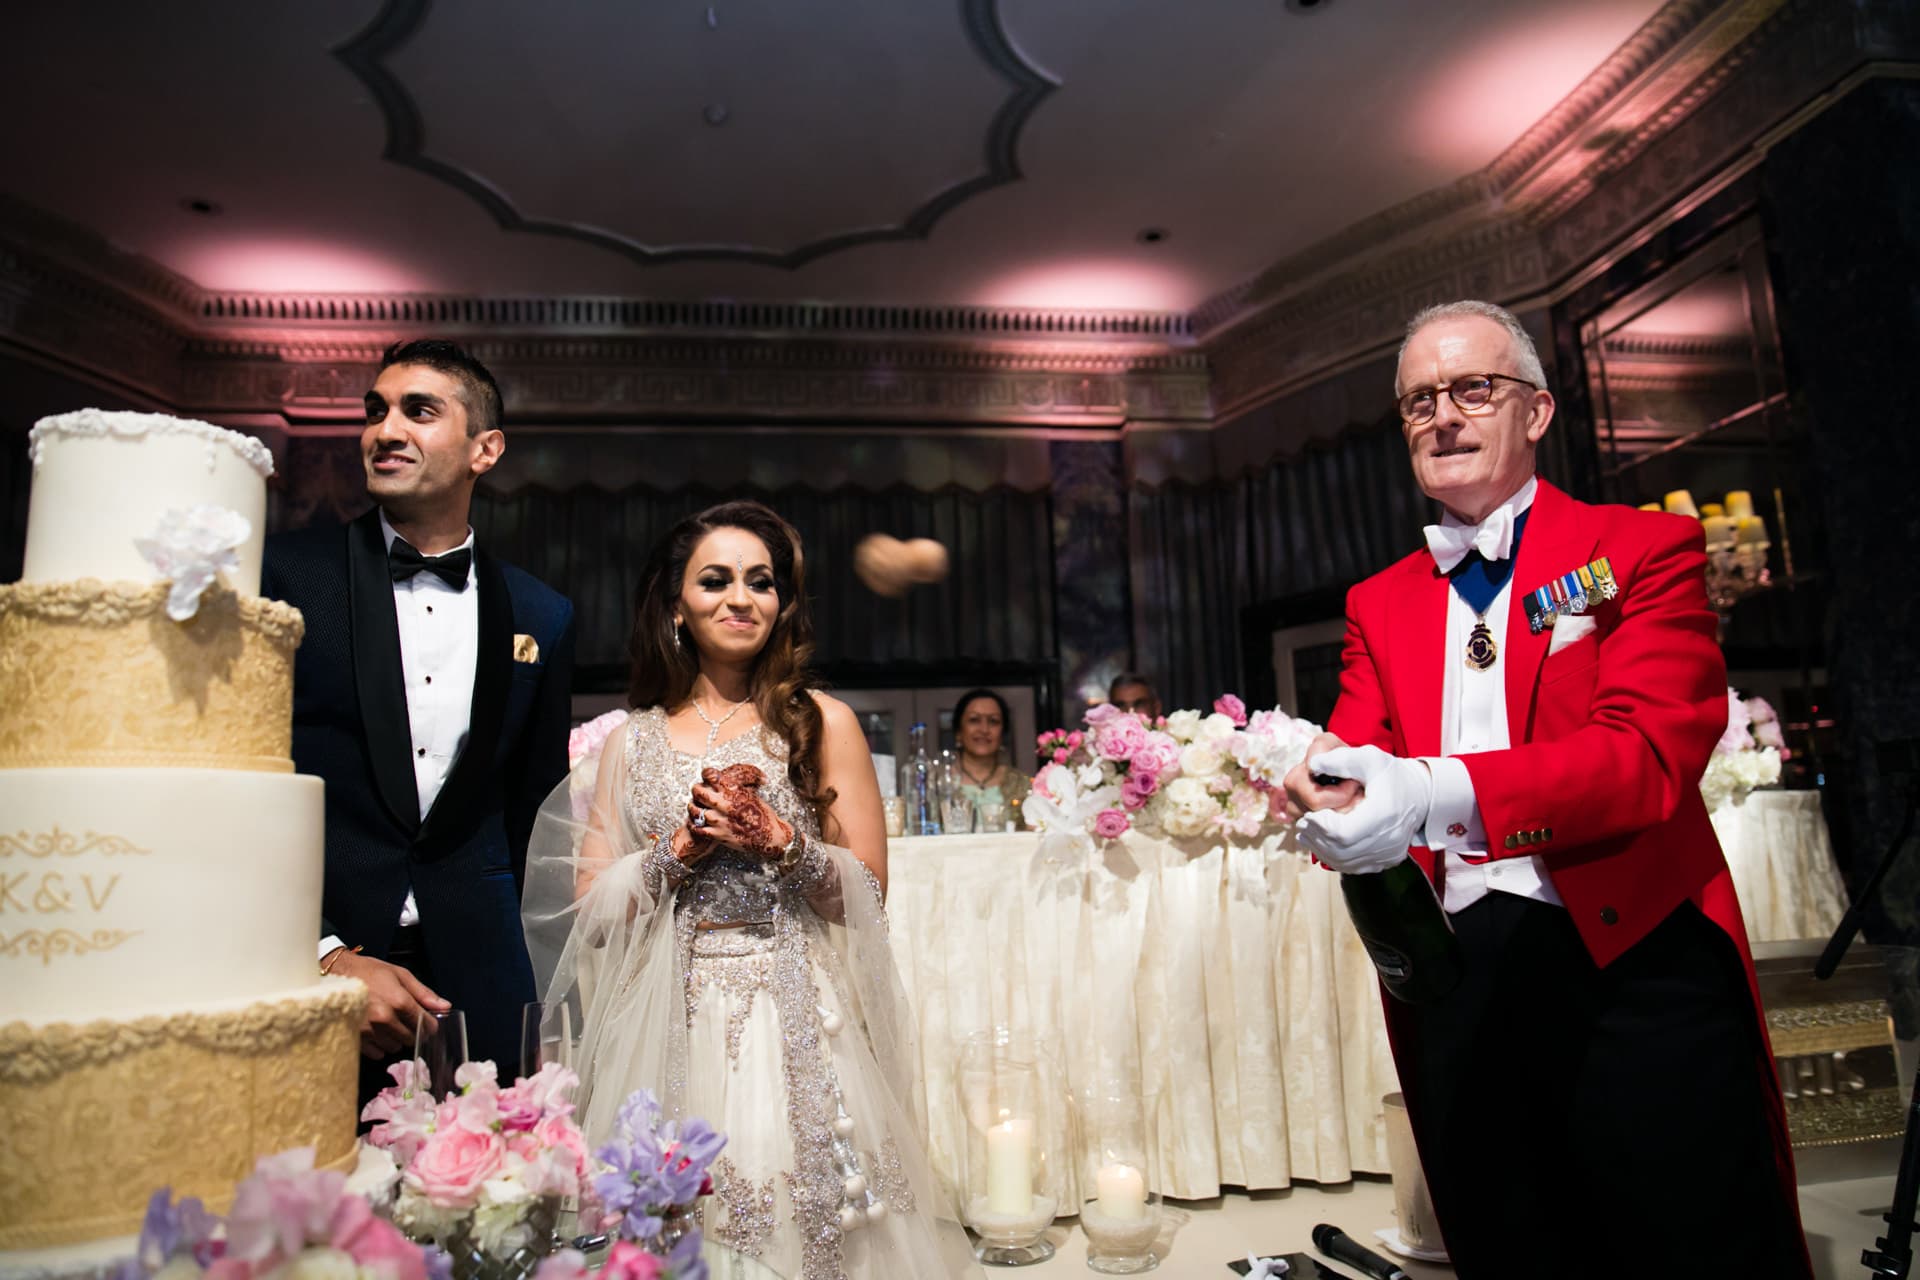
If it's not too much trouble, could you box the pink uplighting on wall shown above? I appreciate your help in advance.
[975,258,1195,313]
[1622,274,1748,338]
[1399,3,1663,173]
[160,237,430,293]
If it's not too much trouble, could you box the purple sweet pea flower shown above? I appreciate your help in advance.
[594,1091,727,1242]
[113,1188,220,1280]
[663,1230,710,1280]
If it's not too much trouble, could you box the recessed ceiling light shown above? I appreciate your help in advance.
[1136,227,1169,245]
[180,198,222,216]
[1285,0,1331,11]
[704,104,730,126]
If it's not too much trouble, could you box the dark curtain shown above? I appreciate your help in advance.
[1133,354,1601,712]
[472,483,1057,679]
[1130,419,1429,709]
[1,427,28,581]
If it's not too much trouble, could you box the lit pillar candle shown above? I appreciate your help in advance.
[1735,515,1769,546]
[985,1116,1034,1215]
[1663,489,1699,517]
[1095,1162,1147,1221]
[1724,490,1756,520]
[1637,502,1662,512]
[1701,515,1737,549]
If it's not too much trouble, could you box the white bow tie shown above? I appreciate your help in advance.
[1425,504,1517,573]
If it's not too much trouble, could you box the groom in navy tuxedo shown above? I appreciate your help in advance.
[264,339,574,1094]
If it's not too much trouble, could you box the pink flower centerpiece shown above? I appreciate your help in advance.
[1702,687,1785,810]
[110,1149,435,1280]
[363,1061,592,1271]
[1024,694,1320,848]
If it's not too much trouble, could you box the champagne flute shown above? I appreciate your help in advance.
[414,1008,469,1098]
[519,1000,574,1081]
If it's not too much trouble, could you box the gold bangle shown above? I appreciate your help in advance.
[320,944,363,976]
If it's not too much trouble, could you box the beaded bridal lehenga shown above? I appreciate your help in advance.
[523,710,979,1280]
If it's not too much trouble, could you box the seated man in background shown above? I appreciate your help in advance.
[1107,672,1162,722]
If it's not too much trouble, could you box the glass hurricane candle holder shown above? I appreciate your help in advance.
[957,1027,1062,1265]
[1076,1085,1163,1273]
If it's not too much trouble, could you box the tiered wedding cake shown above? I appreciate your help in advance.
[0,412,364,1267]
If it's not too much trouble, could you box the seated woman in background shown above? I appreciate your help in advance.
[950,688,1030,830]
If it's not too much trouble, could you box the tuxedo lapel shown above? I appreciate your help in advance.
[347,509,420,835]
[1392,556,1451,759]
[1504,480,1600,742]
[421,548,511,842]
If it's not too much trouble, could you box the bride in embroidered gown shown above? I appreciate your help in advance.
[523,502,979,1280]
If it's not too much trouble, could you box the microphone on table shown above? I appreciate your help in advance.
[1310,1224,1408,1280]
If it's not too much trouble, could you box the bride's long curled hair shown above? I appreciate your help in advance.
[627,501,837,826]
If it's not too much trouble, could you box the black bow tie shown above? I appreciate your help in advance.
[388,538,472,591]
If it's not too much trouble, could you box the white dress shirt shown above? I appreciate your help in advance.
[319,513,479,961]
[1419,477,1564,914]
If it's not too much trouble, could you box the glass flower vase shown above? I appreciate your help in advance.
[443,1196,563,1280]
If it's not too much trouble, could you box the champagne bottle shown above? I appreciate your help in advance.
[1340,858,1462,1004]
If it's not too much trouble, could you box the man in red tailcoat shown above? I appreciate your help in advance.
[1282,301,1810,1278]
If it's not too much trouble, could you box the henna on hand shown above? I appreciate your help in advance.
[697,764,792,858]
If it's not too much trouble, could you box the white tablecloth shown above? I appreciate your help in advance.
[884,831,1398,1200]
[1711,789,1850,943]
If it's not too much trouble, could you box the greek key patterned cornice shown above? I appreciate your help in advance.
[173,343,1211,426]
[0,200,1206,426]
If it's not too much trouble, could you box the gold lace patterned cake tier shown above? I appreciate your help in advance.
[0,580,304,771]
[0,979,365,1249]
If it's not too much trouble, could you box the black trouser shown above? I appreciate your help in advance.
[1401,893,1810,1280]
[355,924,436,1116]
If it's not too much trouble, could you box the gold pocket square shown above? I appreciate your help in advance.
[512,634,540,663]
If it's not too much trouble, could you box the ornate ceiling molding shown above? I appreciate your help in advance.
[191,289,1191,344]
[0,206,1205,429]
[4,0,1911,438]
[332,0,1059,270]
[1203,0,1918,422]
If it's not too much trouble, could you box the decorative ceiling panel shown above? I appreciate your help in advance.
[335,0,1057,268]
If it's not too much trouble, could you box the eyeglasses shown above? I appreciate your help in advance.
[1396,373,1538,425]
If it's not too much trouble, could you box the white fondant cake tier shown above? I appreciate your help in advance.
[22,411,273,595]
[0,769,324,1024]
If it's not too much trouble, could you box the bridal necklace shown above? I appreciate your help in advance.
[691,693,747,751]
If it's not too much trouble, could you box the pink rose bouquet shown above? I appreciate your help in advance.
[364,1061,593,1261]
[1023,693,1321,848]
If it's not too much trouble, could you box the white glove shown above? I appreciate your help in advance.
[1292,745,1432,874]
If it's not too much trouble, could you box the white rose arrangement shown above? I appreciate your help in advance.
[1023,694,1321,849]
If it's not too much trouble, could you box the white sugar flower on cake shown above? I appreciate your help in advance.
[134,504,253,620]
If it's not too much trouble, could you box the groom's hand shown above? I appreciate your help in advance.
[328,950,450,1058]
[1281,732,1362,821]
